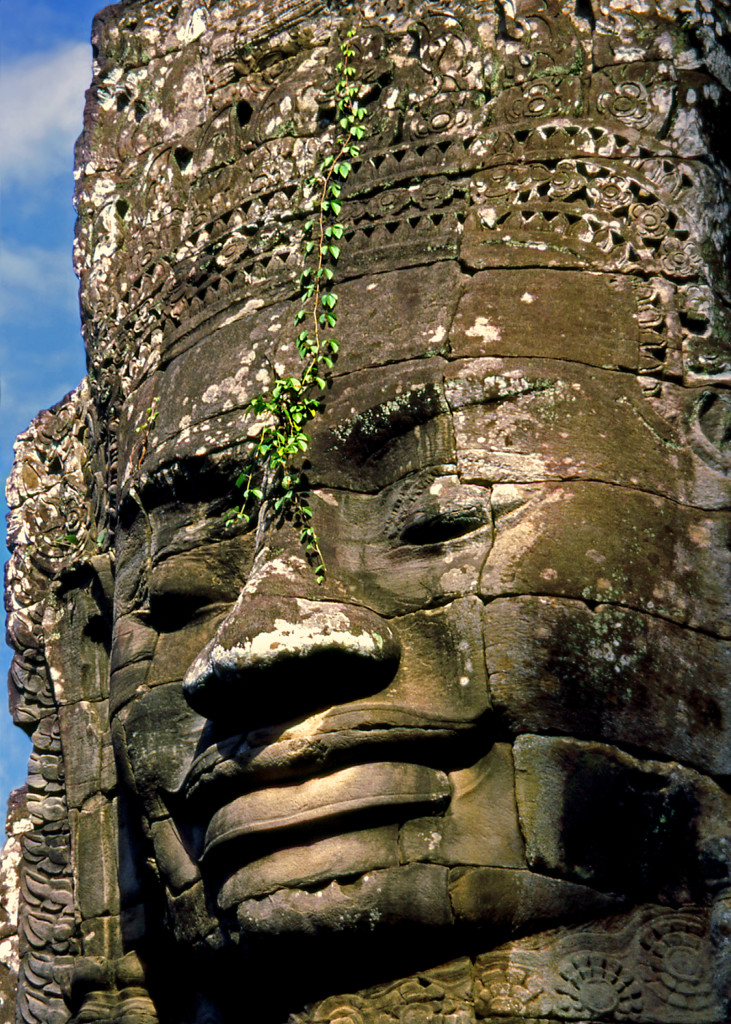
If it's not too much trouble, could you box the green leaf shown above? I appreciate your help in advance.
[329,244,341,260]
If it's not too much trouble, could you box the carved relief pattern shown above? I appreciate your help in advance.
[471,907,722,1022]
[15,716,76,1024]
[5,385,102,1024]
[292,908,723,1023]
[5,385,96,726]
[73,0,731,433]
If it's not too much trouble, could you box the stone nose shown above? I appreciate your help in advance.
[182,594,401,726]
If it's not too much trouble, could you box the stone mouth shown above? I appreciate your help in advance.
[183,708,482,812]
[202,761,451,861]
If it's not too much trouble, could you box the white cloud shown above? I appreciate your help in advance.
[0,240,86,441]
[0,240,78,321]
[0,42,91,186]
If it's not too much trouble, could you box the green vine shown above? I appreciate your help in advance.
[225,27,366,584]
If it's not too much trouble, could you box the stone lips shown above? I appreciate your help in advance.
[204,762,450,856]
[183,717,474,808]
[204,761,450,905]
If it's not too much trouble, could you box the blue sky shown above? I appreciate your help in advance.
[1,1,103,805]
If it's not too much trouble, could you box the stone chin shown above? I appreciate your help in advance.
[230,863,454,941]
[199,753,622,951]
[217,854,622,962]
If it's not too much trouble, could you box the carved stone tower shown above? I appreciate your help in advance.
[5,1,731,1022]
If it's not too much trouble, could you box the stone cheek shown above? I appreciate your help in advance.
[484,596,731,775]
[513,735,731,902]
[480,481,730,636]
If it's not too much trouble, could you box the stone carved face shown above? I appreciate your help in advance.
[109,262,731,997]
[7,2,731,1021]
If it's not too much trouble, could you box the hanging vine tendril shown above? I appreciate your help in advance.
[225,27,367,584]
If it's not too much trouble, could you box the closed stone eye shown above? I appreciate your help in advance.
[149,590,230,633]
[400,506,490,545]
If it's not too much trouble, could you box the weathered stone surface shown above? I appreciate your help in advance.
[0,790,30,1024]
[484,596,731,775]
[449,866,620,933]
[400,745,525,869]
[334,263,461,372]
[78,916,123,960]
[480,481,730,636]
[57,701,115,808]
[513,735,731,901]
[449,270,639,370]
[70,798,119,920]
[446,357,728,508]
[149,817,200,896]
[115,682,205,820]
[5,0,731,1021]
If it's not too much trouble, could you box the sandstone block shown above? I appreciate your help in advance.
[513,735,731,900]
[484,596,731,774]
[400,744,525,869]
